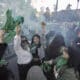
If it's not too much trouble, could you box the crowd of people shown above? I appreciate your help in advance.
[0,21,80,80]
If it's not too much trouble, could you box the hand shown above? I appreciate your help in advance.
[55,72,58,79]
[54,66,58,79]
[44,60,53,65]
[77,42,80,45]
[15,26,21,35]
[33,58,39,61]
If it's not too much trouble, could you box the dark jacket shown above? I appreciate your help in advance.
[0,43,8,60]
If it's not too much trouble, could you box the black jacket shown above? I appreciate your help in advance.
[0,43,8,60]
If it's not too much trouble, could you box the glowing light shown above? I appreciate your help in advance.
[31,0,80,12]
[36,11,40,18]
[25,0,27,3]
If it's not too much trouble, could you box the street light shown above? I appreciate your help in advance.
[77,0,80,9]
[55,0,58,12]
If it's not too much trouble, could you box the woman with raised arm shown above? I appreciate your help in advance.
[14,25,32,80]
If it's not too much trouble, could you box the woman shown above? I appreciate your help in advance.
[31,34,45,65]
[14,25,32,80]
[21,35,30,51]
[43,34,65,80]
[44,46,78,80]
[53,46,69,79]
[54,47,78,80]
[45,34,65,60]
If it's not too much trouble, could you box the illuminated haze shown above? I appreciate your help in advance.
[31,0,80,12]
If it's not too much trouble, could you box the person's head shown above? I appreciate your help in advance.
[41,22,46,29]
[31,34,41,46]
[60,46,69,59]
[21,36,29,50]
[21,35,29,45]
[76,28,80,38]
[46,7,50,12]
[77,32,80,38]
[15,25,21,35]
[0,29,5,39]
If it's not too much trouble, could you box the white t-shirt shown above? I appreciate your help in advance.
[14,35,32,65]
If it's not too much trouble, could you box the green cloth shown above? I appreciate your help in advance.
[30,44,37,54]
[41,62,52,72]
[2,9,24,43]
[0,60,8,65]
[41,56,68,73]
[4,31,16,43]
[55,56,68,71]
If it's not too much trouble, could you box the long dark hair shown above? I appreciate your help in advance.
[45,34,65,60]
[21,35,30,49]
[31,34,41,48]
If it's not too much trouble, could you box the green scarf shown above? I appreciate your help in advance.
[0,60,8,66]
[41,62,52,72]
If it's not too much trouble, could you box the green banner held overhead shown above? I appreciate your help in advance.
[2,9,24,43]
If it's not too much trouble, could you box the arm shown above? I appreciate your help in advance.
[54,66,59,79]
[14,35,21,50]
[44,59,53,65]
[38,46,45,60]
